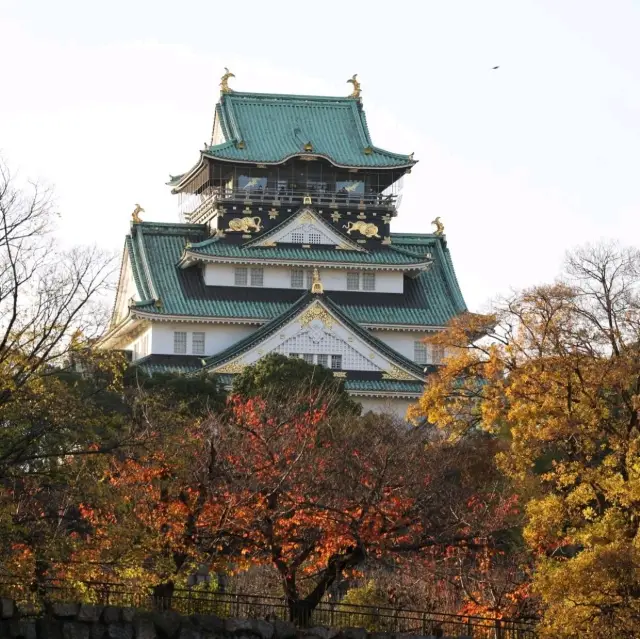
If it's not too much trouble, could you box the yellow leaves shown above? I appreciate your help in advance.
[523,495,566,550]
[408,276,640,635]
[534,542,640,638]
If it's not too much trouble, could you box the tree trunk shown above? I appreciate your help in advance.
[152,581,174,611]
[287,597,314,627]
[285,544,366,627]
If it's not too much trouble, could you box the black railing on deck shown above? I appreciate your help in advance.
[181,186,399,222]
[0,581,536,639]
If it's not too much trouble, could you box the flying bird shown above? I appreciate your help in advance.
[492,66,500,70]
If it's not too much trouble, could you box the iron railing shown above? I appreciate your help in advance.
[180,186,399,222]
[0,582,536,639]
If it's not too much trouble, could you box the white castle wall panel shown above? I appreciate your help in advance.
[149,323,256,356]
[358,397,417,419]
[203,264,404,293]
[370,330,427,360]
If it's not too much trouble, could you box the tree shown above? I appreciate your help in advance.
[82,376,518,624]
[231,353,361,415]
[0,358,230,588]
[0,158,144,585]
[0,159,119,463]
[410,243,640,638]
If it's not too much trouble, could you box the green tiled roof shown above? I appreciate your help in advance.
[131,355,423,397]
[184,237,429,267]
[134,354,205,375]
[123,223,466,327]
[201,292,425,379]
[344,379,424,395]
[201,92,415,169]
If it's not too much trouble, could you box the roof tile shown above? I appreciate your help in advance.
[126,223,467,327]
[202,92,414,168]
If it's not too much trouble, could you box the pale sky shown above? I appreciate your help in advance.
[1,0,640,312]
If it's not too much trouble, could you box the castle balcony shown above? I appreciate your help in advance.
[180,184,401,224]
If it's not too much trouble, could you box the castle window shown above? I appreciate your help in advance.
[192,332,205,355]
[431,344,445,364]
[174,331,187,354]
[291,269,304,288]
[234,267,248,286]
[290,269,313,288]
[289,352,299,359]
[250,267,264,287]
[331,354,342,370]
[302,353,314,365]
[346,271,360,291]
[291,232,304,243]
[308,232,322,244]
[414,341,428,365]
[316,354,329,367]
[362,272,376,291]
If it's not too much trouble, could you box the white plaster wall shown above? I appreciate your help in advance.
[126,328,152,361]
[370,330,430,361]
[204,264,403,293]
[114,256,139,324]
[150,323,256,356]
[357,397,417,420]
[320,269,402,293]
[370,330,450,363]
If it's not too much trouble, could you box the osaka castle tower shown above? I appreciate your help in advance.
[101,71,467,416]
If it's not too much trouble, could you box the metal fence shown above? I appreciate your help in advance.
[0,582,536,639]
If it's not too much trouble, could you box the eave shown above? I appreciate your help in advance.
[178,250,432,272]
[201,149,416,170]
[129,308,448,332]
[169,151,416,193]
[98,313,148,350]
[130,309,266,326]
[347,390,423,399]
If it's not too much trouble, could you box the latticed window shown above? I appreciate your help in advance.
[275,338,376,371]
[291,232,304,243]
[305,270,314,288]
[291,269,313,289]
[346,271,360,291]
[302,353,314,364]
[414,341,428,365]
[234,267,248,286]
[291,269,304,288]
[250,267,264,287]
[362,272,376,291]
[431,345,445,364]
[308,232,322,244]
[174,331,187,354]
[192,332,205,355]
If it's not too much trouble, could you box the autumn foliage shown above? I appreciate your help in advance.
[411,244,640,638]
[44,372,518,623]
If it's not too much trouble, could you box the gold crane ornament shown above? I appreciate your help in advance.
[347,74,361,99]
[431,217,444,236]
[131,204,144,223]
[220,67,235,93]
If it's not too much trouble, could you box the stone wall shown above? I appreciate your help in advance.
[0,599,471,639]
